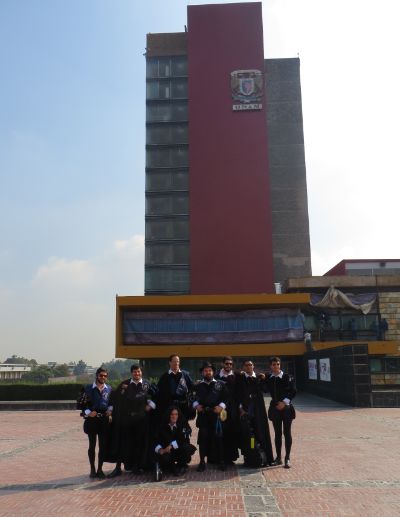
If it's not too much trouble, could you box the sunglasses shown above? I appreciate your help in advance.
[98,374,108,378]
[224,362,233,365]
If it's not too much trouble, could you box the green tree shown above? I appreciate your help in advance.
[21,365,52,383]
[3,355,38,366]
[73,360,87,375]
[51,363,70,377]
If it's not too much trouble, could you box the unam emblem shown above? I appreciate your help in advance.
[231,69,263,104]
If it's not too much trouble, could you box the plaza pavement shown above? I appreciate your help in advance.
[1,394,400,517]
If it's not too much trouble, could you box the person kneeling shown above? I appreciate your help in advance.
[154,406,195,479]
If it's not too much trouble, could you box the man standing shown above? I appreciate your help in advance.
[215,356,240,464]
[236,360,274,467]
[265,356,296,469]
[107,364,156,477]
[156,354,194,422]
[193,362,228,472]
[79,367,112,479]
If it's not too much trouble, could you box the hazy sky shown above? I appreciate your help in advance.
[1,0,399,365]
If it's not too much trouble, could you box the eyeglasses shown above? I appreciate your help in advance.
[98,374,108,378]
[244,363,253,367]
[224,362,233,365]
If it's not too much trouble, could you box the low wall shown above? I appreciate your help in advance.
[301,344,371,407]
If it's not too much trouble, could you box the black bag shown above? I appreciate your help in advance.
[244,439,267,468]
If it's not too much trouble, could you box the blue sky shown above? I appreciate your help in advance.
[1,0,399,365]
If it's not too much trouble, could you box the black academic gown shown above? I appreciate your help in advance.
[235,373,274,464]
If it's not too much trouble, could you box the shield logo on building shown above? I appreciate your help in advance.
[231,69,263,110]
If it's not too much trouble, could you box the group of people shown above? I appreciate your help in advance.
[78,354,296,480]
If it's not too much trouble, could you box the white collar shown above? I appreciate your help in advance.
[244,372,256,378]
[93,382,107,390]
[130,378,142,385]
[270,371,284,378]
[168,369,181,374]
[219,368,234,378]
[201,378,215,384]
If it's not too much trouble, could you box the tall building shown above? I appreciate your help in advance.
[145,2,311,295]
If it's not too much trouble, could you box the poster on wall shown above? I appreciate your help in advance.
[308,359,318,380]
[320,358,331,382]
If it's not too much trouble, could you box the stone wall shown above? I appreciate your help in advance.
[379,292,400,340]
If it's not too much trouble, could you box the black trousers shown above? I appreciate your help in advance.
[155,443,193,469]
[268,405,294,460]
[83,416,109,468]
[197,412,223,463]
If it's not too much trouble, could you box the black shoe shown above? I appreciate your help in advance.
[196,461,206,472]
[135,467,145,475]
[90,468,96,478]
[218,462,226,471]
[284,459,291,469]
[96,470,105,479]
[107,466,122,478]
[272,457,282,466]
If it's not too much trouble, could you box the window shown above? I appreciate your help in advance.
[146,147,188,168]
[146,219,189,240]
[146,102,188,123]
[146,124,188,145]
[147,56,188,78]
[145,268,190,292]
[146,79,188,100]
[146,170,188,192]
[146,194,189,216]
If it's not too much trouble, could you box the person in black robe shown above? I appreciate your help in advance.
[78,367,112,479]
[236,359,274,467]
[154,406,196,476]
[193,361,228,472]
[215,356,240,464]
[106,364,157,477]
[265,356,296,468]
[156,354,194,423]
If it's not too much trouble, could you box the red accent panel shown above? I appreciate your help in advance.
[188,2,273,294]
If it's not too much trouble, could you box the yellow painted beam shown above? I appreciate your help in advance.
[116,342,307,359]
[116,292,310,308]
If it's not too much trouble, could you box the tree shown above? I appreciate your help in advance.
[51,363,70,377]
[101,359,132,381]
[21,365,52,383]
[73,360,87,375]
[3,355,38,366]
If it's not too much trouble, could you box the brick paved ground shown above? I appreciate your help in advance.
[1,395,400,516]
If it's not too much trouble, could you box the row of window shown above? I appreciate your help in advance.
[146,194,188,216]
[147,102,188,123]
[146,147,188,168]
[146,243,190,265]
[147,56,187,79]
[146,79,188,100]
[146,124,188,145]
[304,314,379,332]
[145,267,190,293]
[145,218,189,241]
[146,170,188,192]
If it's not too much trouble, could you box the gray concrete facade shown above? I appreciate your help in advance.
[265,58,312,285]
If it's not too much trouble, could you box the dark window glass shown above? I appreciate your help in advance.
[146,243,189,265]
[146,194,188,216]
[158,57,171,77]
[171,79,188,98]
[146,124,188,145]
[146,170,188,192]
[171,56,187,76]
[385,358,400,372]
[146,58,158,78]
[146,219,189,240]
[145,268,190,292]
[370,358,383,373]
